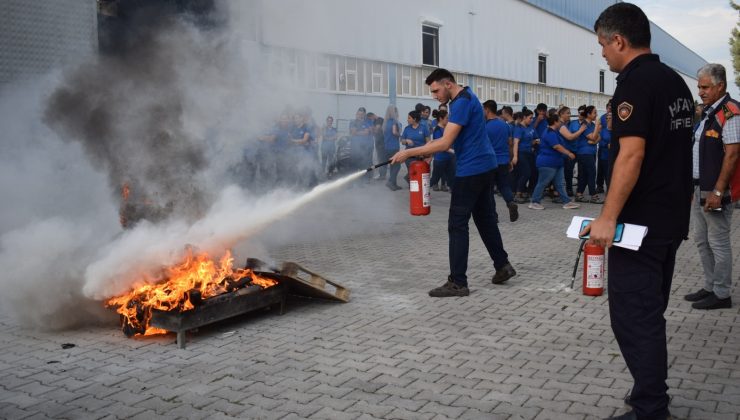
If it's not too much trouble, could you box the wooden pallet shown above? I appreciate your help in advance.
[278,262,350,302]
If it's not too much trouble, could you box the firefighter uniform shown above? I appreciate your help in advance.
[607,54,693,419]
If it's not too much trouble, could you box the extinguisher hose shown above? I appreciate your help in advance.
[570,239,587,290]
[365,160,392,172]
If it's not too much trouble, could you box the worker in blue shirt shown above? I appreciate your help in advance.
[483,100,518,222]
[391,68,516,298]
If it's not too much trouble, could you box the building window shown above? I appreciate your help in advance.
[422,25,439,66]
[538,55,547,84]
[370,62,385,94]
[315,55,330,90]
[599,70,605,94]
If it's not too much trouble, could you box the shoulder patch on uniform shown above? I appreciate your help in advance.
[617,102,633,122]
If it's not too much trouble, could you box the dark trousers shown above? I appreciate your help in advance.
[375,136,387,178]
[596,158,609,191]
[493,164,514,203]
[449,169,509,287]
[564,157,576,193]
[385,149,401,186]
[608,238,682,420]
[576,154,597,195]
[430,158,455,188]
[516,151,535,193]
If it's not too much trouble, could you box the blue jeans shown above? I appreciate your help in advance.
[531,166,572,204]
[516,151,535,193]
[576,154,597,195]
[493,164,514,203]
[692,186,734,299]
[449,169,509,287]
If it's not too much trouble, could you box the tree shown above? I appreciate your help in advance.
[732,1,740,89]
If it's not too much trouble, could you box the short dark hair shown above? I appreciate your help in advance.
[536,103,547,112]
[594,2,651,49]
[501,106,513,116]
[425,68,456,86]
[483,100,498,114]
[408,110,421,122]
[415,103,425,112]
[522,109,534,118]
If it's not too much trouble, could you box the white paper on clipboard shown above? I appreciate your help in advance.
[566,216,648,251]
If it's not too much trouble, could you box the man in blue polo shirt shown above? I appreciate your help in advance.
[483,100,518,222]
[391,68,516,297]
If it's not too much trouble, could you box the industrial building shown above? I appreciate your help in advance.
[0,0,707,124]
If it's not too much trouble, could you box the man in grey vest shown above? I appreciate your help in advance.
[684,63,740,310]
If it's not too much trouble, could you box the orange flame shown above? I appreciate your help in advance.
[106,249,277,336]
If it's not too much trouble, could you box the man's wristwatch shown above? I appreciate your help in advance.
[712,189,723,197]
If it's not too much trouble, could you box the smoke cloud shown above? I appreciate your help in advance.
[0,1,401,330]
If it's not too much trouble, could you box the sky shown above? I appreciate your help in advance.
[631,0,739,98]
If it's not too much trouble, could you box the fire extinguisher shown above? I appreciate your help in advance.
[582,242,605,296]
[409,159,431,216]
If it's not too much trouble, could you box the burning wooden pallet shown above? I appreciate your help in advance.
[108,255,349,349]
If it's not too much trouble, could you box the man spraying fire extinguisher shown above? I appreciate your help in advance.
[391,68,517,298]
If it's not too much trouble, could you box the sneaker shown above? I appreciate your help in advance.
[432,185,440,191]
[562,202,580,209]
[528,202,545,210]
[514,196,527,204]
[575,195,589,203]
[507,201,519,222]
[440,185,449,192]
[429,279,469,297]
[590,195,605,204]
[492,263,516,284]
[692,293,732,310]
[684,288,712,302]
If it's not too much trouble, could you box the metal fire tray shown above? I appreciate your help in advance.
[149,279,287,349]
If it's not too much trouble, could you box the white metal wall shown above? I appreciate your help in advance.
[0,1,97,85]
[257,0,618,95]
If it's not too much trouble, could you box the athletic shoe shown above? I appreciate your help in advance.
[492,263,516,284]
[528,202,545,210]
[507,201,519,222]
[432,185,440,191]
[575,195,589,203]
[692,294,732,310]
[562,202,580,209]
[590,195,605,204]
[428,280,469,297]
[440,185,449,192]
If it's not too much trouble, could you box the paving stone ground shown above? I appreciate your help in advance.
[1,181,739,419]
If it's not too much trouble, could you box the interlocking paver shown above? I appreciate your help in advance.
[0,185,738,419]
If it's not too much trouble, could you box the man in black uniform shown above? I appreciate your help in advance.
[583,4,693,420]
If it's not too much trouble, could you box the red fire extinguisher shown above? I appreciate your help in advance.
[582,242,605,296]
[409,159,431,216]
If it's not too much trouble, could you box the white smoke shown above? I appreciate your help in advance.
[0,1,401,330]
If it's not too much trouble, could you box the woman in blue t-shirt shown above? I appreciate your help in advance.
[574,105,603,204]
[528,112,580,210]
[400,110,430,183]
[512,109,539,203]
[383,105,403,191]
[596,111,611,194]
[429,110,455,192]
[556,106,587,197]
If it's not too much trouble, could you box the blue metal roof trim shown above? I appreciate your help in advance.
[521,0,707,78]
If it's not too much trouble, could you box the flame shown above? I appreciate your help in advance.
[106,249,277,336]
